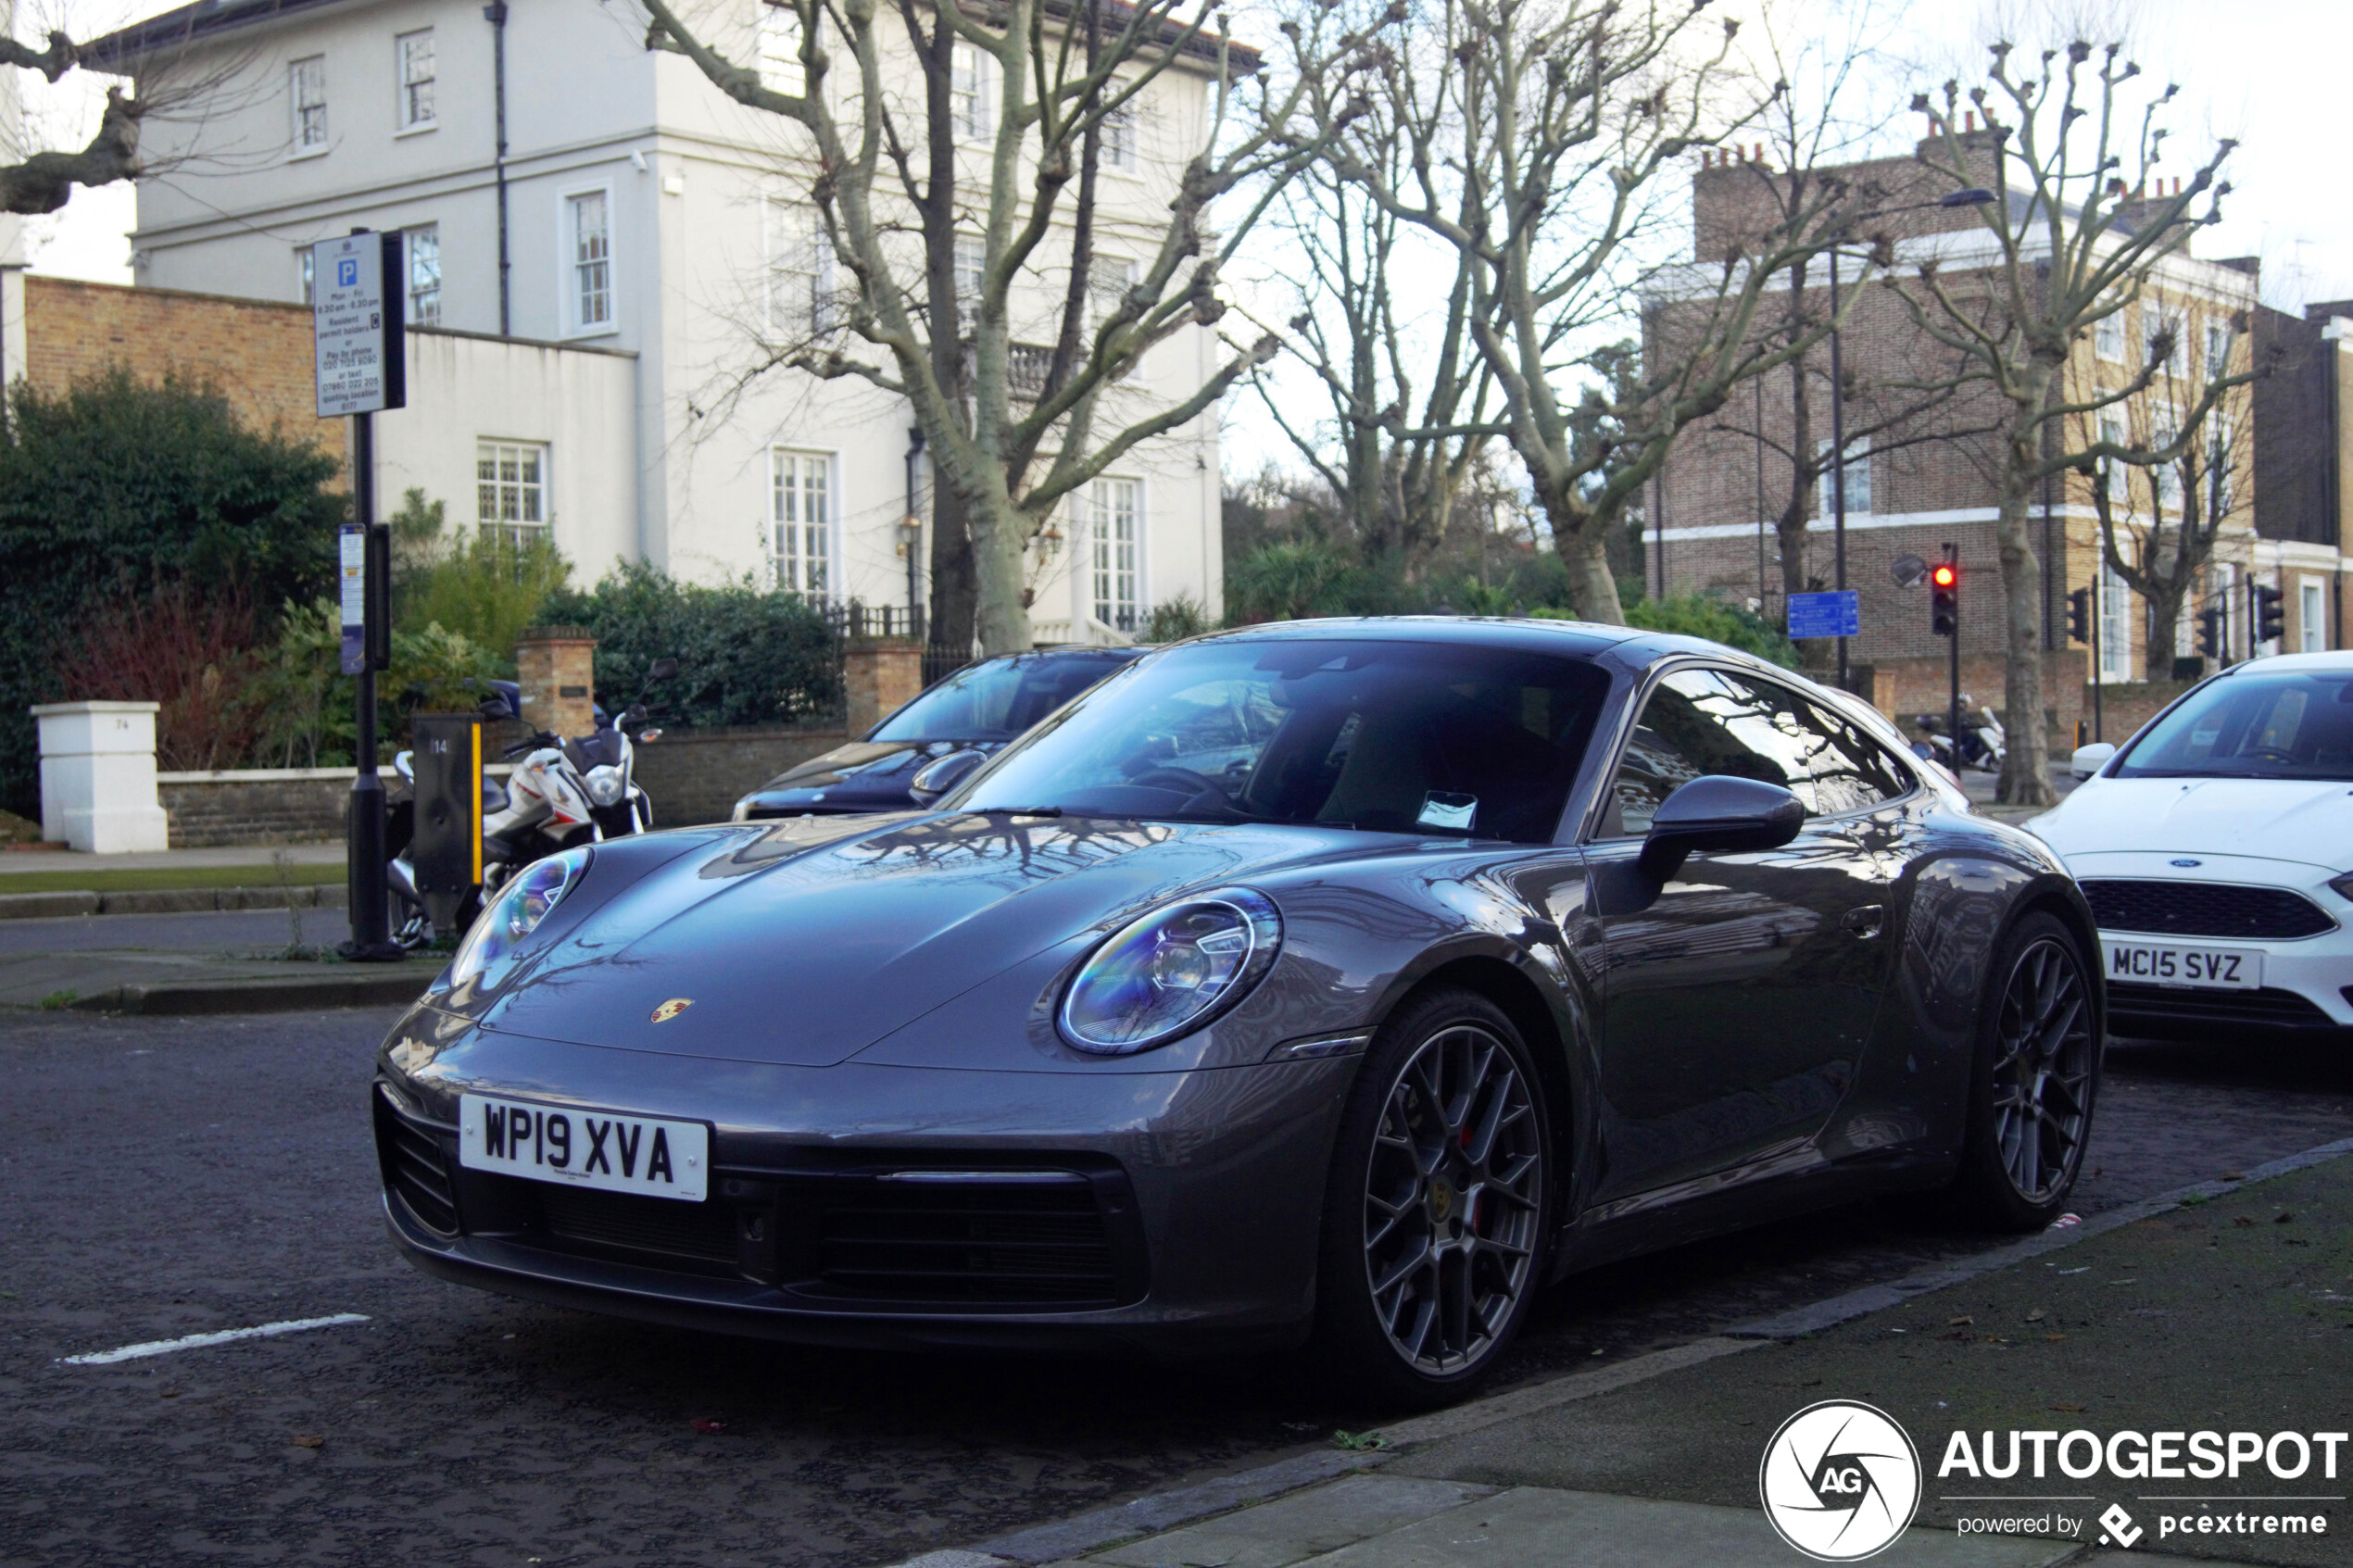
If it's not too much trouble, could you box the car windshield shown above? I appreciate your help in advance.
[869,653,1129,743]
[958,638,1611,841]
[2115,670,2353,782]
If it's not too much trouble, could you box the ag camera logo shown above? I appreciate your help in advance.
[1760,1400,1922,1561]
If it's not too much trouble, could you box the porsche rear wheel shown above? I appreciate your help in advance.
[1946,911,2101,1230]
[1315,987,1550,1409]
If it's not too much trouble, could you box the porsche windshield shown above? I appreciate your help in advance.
[958,639,1611,841]
[2115,670,2353,782]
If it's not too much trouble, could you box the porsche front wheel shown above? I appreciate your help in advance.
[1314,987,1551,1409]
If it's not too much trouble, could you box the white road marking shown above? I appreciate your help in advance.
[57,1313,371,1365]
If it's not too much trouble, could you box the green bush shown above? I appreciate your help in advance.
[0,370,344,813]
[1139,594,1214,643]
[540,562,842,727]
[1530,593,1796,666]
[256,597,508,767]
[391,488,573,661]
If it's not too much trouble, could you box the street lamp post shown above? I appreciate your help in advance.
[1821,186,1995,692]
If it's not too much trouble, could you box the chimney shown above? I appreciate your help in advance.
[1965,110,1977,132]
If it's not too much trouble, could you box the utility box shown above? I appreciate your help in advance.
[409,712,484,936]
[30,701,170,853]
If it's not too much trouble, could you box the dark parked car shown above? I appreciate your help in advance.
[374,619,2102,1404]
[732,646,1145,820]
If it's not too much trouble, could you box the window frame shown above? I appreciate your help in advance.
[763,194,836,338]
[1813,437,1870,518]
[2098,560,2133,682]
[562,185,617,336]
[1581,658,1921,844]
[950,43,991,142]
[2300,576,2327,654]
[296,246,314,306]
[289,54,329,158]
[2094,311,2124,363]
[395,28,436,133]
[757,2,804,95]
[1089,475,1144,633]
[404,224,441,325]
[475,438,551,545]
[769,446,837,598]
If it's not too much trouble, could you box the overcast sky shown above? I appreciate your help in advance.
[21,0,2353,460]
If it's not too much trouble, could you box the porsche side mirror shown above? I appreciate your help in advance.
[909,747,988,806]
[2069,742,2117,780]
[1638,775,1806,880]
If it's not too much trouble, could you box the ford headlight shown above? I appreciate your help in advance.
[1058,887,1282,1055]
[585,764,625,807]
[447,849,588,990]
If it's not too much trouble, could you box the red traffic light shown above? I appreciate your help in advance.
[1931,563,1958,587]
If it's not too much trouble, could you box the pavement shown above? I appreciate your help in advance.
[0,845,346,878]
[0,905,435,1012]
[905,1147,2353,1568]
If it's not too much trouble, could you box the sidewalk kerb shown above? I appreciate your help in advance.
[896,1132,2353,1568]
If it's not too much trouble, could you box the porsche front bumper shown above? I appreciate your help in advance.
[373,1027,1358,1356]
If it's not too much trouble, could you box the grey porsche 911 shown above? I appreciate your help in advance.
[373,618,2102,1404]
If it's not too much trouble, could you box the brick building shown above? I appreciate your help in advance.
[1642,138,2327,738]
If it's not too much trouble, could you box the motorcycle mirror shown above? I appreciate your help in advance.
[648,657,679,683]
[638,728,663,744]
[478,695,512,719]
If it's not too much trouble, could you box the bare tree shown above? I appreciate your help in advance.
[0,33,145,214]
[1890,38,2253,805]
[636,0,1353,655]
[2081,331,2255,671]
[1306,0,1869,625]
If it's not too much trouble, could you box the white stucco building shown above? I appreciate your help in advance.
[89,0,1229,644]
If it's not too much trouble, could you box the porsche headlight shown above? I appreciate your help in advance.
[447,849,588,990]
[1058,887,1282,1055]
[585,764,625,807]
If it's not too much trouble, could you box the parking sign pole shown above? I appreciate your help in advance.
[316,228,407,961]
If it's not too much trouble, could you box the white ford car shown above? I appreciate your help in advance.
[2026,651,2353,1041]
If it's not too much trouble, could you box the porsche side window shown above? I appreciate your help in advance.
[1800,699,1912,814]
[1604,669,1818,836]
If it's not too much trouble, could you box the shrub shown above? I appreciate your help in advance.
[1139,594,1214,642]
[539,562,843,726]
[391,488,573,662]
[51,582,270,771]
[1529,593,1797,666]
[255,597,507,768]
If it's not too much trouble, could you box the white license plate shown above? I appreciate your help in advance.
[2101,939,2264,990]
[457,1093,709,1201]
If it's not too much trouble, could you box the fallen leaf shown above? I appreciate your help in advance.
[1333,1429,1390,1451]
[2051,1402,2086,1413]
[158,1388,182,1399]
[1800,1378,1822,1387]
[691,1418,726,1435]
[2275,1211,2295,1224]
[2222,1171,2245,1181]
[2234,1216,2257,1227]
[291,1434,324,1449]
[2045,1334,2067,1342]
[2025,1309,2046,1323]
[1948,1315,1974,1327]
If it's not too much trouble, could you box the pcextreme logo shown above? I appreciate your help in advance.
[1759,1400,1923,1562]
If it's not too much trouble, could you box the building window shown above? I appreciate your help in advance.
[1102,93,1137,170]
[953,232,984,313]
[396,30,435,130]
[950,44,990,140]
[758,3,802,94]
[2098,561,2131,682]
[2153,419,2181,509]
[2099,414,2127,501]
[1091,478,1140,633]
[476,441,547,545]
[1091,254,1137,322]
[2302,577,2327,653]
[771,448,831,596]
[2205,320,2229,382]
[291,56,328,153]
[297,247,314,306]
[764,196,834,337]
[569,191,611,330]
[1814,439,1869,517]
[406,226,440,325]
[2094,311,2123,363]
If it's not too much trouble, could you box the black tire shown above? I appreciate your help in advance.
[1313,986,1553,1410]
[1944,910,2102,1231]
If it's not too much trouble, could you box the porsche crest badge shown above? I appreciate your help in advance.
[649,998,695,1024]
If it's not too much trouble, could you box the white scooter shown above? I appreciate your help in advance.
[387,660,674,947]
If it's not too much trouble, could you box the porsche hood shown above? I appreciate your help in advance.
[459,814,1368,1066]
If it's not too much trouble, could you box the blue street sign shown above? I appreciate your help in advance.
[1787,589,1860,640]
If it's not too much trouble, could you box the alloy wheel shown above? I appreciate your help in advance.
[1989,936,2095,1203]
[1361,1022,1542,1375]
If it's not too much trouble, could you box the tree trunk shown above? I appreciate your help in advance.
[1994,399,2056,807]
[1559,516,1625,625]
[927,485,977,658]
[971,494,1033,657]
[2145,582,2183,673]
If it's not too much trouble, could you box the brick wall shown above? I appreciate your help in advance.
[1856,650,2090,750]
[158,770,365,848]
[23,276,346,473]
[633,727,852,829]
[2081,681,2197,747]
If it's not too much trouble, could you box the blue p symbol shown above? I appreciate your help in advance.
[337,258,358,287]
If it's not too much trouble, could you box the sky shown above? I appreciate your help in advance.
[18,0,2353,453]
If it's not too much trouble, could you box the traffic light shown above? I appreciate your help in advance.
[2066,586,2091,645]
[1930,555,1959,637]
[2197,608,2222,659]
[2255,583,2285,646]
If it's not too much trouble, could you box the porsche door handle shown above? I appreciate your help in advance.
[1840,904,1886,940]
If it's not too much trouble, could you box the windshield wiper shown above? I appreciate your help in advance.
[988,806,1064,817]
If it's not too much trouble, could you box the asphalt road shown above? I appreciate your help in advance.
[0,907,351,956]
[2,1008,2347,1568]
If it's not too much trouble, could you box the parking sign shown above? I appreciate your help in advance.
[312,233,407,417]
